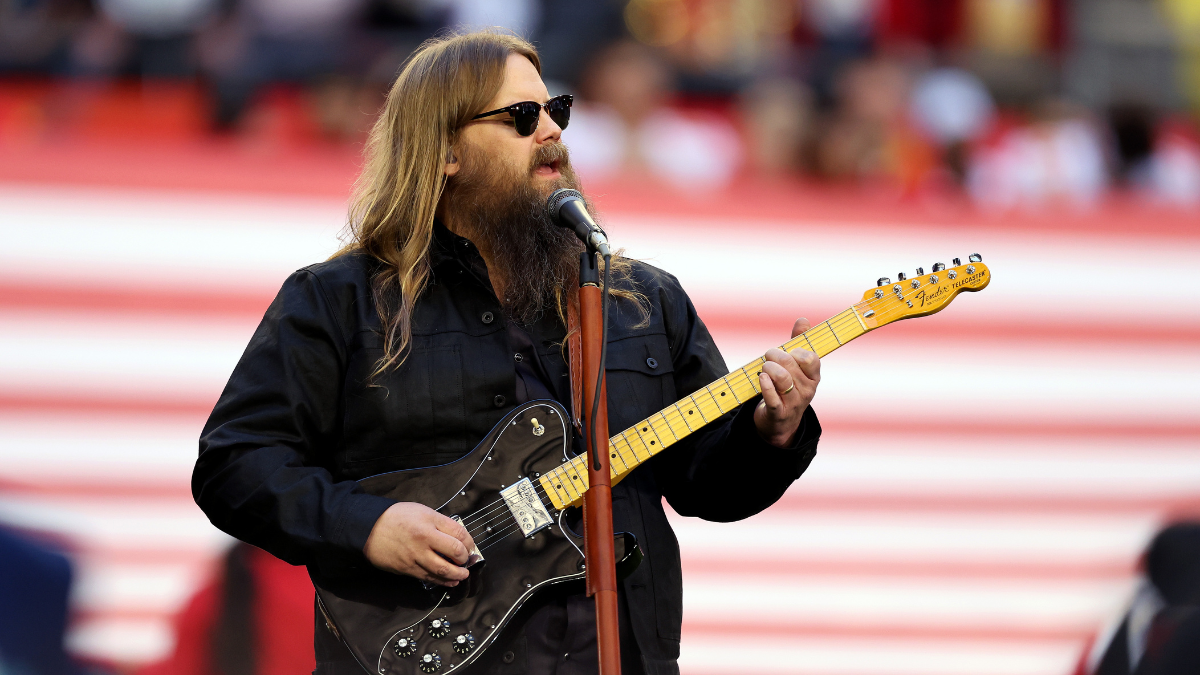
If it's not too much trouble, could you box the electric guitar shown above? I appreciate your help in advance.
[312,256,992,674]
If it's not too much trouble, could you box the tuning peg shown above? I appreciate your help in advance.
[969,253,982,263]
[877,277,890,286]
[932,262,945,272]
[897,272,907,281]
[916,267,924,276]
[953,258,961,266]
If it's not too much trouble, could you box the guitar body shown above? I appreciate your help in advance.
[312,399,639,675]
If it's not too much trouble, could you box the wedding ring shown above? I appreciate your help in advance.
[781,383,795,395]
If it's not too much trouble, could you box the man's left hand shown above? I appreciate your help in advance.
[753,318,820,448]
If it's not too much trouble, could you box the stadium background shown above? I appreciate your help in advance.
[1,1,1199,674]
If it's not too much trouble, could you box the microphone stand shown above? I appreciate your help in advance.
[578,249,621,675]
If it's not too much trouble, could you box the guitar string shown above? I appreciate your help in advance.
[474,275,986,553]
[458,270,982,543]
[461,286,933,537]
[472,307,889,549]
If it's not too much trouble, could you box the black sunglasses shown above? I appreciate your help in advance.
[471,94,573,137]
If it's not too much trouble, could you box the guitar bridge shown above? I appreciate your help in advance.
[500,478,553,537]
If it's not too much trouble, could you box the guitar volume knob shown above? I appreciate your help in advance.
[428,618,450,639]
[419,652,442,673]
[452,632,475,654]
[393,636,416,658]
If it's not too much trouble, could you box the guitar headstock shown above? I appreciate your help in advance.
[857,254,990,329]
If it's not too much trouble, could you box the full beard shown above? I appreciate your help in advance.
[446,142,587,325]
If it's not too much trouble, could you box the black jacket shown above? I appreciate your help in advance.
[194,225,820,674]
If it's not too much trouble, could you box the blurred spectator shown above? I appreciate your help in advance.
[0,0,90,75]
[622,0,799,94]
[136,542,314,675]
[1066,0,1180,113]
[967,99,1108,208]
[1161,0,1200,117]
[532,0,627,92]
[800,0,881,106]
[0,526,88,675]
[1077,521,1200,675]
[1144,117,1200,207]
[909,66,995,181]
[739,77,814,176]
[964,0,1063,108]
[72,0,219,77]
[445,0,538,37]
[810,55,938,191]
[201,0,370,130]
[566,40,743,189]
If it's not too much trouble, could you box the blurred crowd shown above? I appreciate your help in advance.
[3,0,1200,205]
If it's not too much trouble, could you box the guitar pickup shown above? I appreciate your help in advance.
[500,478,553,538]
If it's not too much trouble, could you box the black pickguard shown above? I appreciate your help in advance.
[311,400,640,675]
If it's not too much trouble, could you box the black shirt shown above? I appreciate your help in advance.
[194,225,821,675]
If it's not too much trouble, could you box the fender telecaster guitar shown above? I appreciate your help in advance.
[312,256,992,674]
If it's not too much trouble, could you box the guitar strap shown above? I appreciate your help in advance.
[566,290,584,438]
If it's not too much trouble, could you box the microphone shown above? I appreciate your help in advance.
[546,189,612,257]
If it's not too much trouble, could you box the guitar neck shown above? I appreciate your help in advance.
[537,304,872,510]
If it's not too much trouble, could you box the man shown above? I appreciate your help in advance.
[194,31,822,675]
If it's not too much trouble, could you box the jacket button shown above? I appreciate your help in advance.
[493,395,507,407]
[502,651,515,664]
[481,311,494,324]
[646,357,658,369]
[513,352,524,363]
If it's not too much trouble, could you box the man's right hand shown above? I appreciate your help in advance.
[363,502,476,586]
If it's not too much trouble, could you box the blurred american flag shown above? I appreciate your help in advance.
[1,166,1198,674]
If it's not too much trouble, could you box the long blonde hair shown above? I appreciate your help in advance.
[337,30,646,377]
[335,31,539,375]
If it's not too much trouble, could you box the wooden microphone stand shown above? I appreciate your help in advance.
[578,250,621,675]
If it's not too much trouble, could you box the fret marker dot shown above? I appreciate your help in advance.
[650,440,655,445]
[642,427,647,432]
[720,392,726,396]
[688,410,693,414]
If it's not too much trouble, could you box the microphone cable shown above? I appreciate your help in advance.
[588,252,611,473]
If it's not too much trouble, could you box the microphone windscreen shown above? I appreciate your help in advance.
[546,188,584,221]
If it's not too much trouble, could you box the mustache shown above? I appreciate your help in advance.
[530,142,570,173]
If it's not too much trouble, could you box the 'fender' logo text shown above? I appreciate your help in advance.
[913,271,985,308]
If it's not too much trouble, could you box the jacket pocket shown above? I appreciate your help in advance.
[342,342,467,468]
[603,336,676,433]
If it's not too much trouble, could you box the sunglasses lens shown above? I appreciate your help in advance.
[548,96,572,131]
[514,102,540,136]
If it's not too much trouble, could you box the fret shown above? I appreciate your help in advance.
[720,375,746,405]
[556,302,878,508]
[673,401,699,432]
[622,428,652,461]
[632,418,665,454]
[609,437,630,472]
[691,388,721,421]
[652,412,680,443]
[550,466,580,502]
[825,319,843,345]
[664,404,692,438]
[802,332,817,353]
[706,383,737,414]
[730,366,761,398]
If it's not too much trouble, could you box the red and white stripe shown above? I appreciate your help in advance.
[1,179,1197,674]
